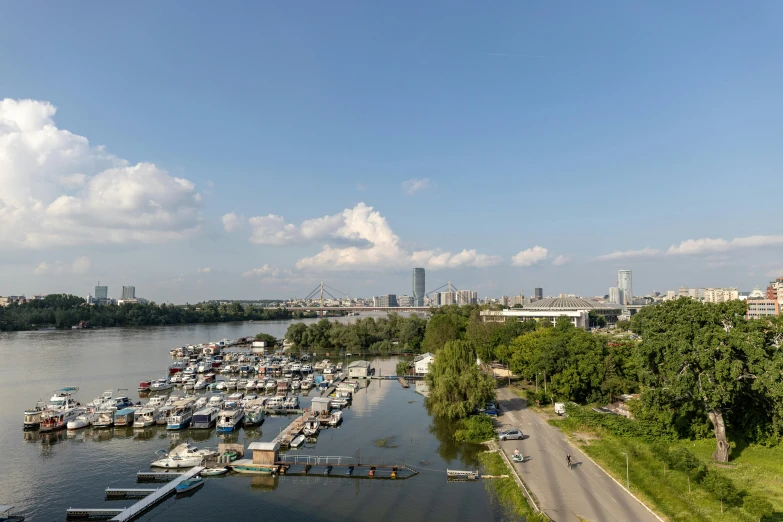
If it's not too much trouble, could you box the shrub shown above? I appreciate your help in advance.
[454,415,496,443]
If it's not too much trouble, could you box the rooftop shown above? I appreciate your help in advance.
[248,441,279,452]
[524,297,620,310]
[347,360,371,368]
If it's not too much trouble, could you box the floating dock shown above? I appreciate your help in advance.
[108,466,204,521]
[66,508,124,520]
[105,488,157,500]
[397,377,409,388]
[136,471,182,483]
[275,455,418,480]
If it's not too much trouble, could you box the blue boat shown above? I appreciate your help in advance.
[175,477,204,495]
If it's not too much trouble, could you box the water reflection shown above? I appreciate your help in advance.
[427,409,482,467]
[250,474,279,491]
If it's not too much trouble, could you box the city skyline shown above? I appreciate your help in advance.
[2,3,783,302]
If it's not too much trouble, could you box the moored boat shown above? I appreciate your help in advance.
[200,467,228,477]
[166,400,195,430]
[290,434,305,448]
[191,407,219,429]
[216,407,244,433]
[328,410,343,426]
[302,417,320,436]
[113,407,136,427]
[93,409,116,429]
[151,443,216,468]
[23,402,46,430]
[133,407,160,428]
[138,380,152,392]
[175,477,205,494]
[67,411,98,430]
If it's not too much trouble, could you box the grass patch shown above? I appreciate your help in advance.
[477,451,546,521]
[374,436,398,448]
[551,411,783,521]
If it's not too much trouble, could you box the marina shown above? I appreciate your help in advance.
[1,319,499,521]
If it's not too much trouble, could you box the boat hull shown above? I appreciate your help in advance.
[215,424,239,433]
[230,461,276,475]
[166,421,191,430]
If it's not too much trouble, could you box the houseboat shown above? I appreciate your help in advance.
[216,407,244,433]
[23,402,46,430]
[191,407,220,429]
[166,400,195,430]
[93,409,116,429]
[113,408,136,427]
[133,407,161,428]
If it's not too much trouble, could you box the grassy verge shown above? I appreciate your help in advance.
[478,451,545,521]
[551,415,783,521]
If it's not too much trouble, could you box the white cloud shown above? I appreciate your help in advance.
[71,256,91,274]
[552,255,570,266]
[196,267,212,273]
[244,203,499,271]
[33,256,91,275]
[242,264,279,278]
[595,248,661,261]
[221,212,244,233]
[765,268,783,278]
[667,235,783,256]
[0,98,202,248]
[402,178,434,195]
[511,246,548,267]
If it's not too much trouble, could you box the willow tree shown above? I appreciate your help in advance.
[632,298,753,462]
[425,340,496,419]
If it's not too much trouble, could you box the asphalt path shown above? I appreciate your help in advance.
[495,386,661,522]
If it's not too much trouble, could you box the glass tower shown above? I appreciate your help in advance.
[413,268,425,307]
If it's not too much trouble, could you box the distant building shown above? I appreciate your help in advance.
[412,268,425,307]
[397,295,413,307]
[618,270,632,305]
[534,288,543,300]
[376,294,397,307]
[414,353,435,375]
[95,285,108,300]
[483,297,622,329]
[609,287,622,305]
[746,299,779,320]
[121,286,136,300]
[703,288,739,303]
[666,290,676,300]
[456,290,478,305]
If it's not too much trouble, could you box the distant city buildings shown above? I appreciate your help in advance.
[609,287,622,305]
[374,294,397,307]
[703,287,739,304]
[618,269,632,305]
[746,299,780,320]
[534,287,543,300]
[412,268,425,307]
[397,295,413,307]
[95,285,108,300]
[121,286,136,300]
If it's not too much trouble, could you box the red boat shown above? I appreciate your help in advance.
[138,380,152,391]
[169,362,187,374]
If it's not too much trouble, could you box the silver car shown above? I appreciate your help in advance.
[498,429,523,441]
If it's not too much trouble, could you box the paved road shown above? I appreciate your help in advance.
[495,387,660,522]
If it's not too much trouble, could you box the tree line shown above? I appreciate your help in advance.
[285,314,428,354]
[0,294,317,331]
[417,299,783,463]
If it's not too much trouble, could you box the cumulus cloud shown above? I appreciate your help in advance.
[667,235,783,255]
[511,246,548,267]
[221,212,244,232]
[245,203,500,271]
[595,248,661,261]
[0,98,202,248]
[242,264,280,278]
[33,256,91,275]
[552,255,570,266]
[402,178,434,195]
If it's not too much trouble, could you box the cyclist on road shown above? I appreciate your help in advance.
[566,454,572,468]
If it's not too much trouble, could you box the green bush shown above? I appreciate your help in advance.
[454,415,496,443]
[565,404,677,442]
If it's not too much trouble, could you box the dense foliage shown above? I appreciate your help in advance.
[425,340,496,419]
[454,414,497,443]
[285,314,427,354]
[0,294,314,331]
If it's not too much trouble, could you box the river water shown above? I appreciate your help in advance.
[0,316,501,521]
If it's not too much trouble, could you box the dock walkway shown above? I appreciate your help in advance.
[107,466,203,521]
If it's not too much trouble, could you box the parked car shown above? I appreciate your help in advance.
[498,429,523,441]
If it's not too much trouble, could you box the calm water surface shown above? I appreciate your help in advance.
[0,317,500,521]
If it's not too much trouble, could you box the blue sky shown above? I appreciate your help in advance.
[1,1,782,302]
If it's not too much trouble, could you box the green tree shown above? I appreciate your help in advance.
[254,332,277,345]
[422,313,464,353]
[425,340,496,419]
[396,361,409,376]
[701,471,738,514]
[744,494,774,522]
[632,298,752,462]
[615,319,631,331]
[285,323,308,347]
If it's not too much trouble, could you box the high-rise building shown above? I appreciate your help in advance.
[397,295,413,307]
[609,287,621,304]
[618,270,632,305]
[121,286,136,300]
[534,288,543,300]
[377,294,398,307]
[666,290,676,300]
[412,268,425,307]
[94,285,108,300]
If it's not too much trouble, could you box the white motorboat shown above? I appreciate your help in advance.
[216,407,244,433]
[226,379,238,390]
[266,396,283,409]
[301,380,313,390]
[40,405,83,432]
[23,401,46,430]
[151,443,217,469]
[200,467,228,477]
[156,405,174,425]
[328,410,343,426]
[227,392,244,402]
[330,398,349,409]
[237,379,248,390]
[133,407,161,428]
[194,380,208,391]
[49,387,79,406]
[150,379,173,391]
[148,396,167,408]
[170,373,183,384]
[283,396,299,409]
[264,380,277,391]
[302,417,320,436]
[207,396,224,409]
[290,380,301,390]
[215,381,228,391]
[291,434,305,448]
[243,403,266,426]
[67,411,98,430]
[90,390,114,408]
[194,397,208,409]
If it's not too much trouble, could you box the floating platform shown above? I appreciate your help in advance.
[397,377,409,388]
[446,469,479,480]
[66,508,124,520]
[136,471,183,483]
[105,488,157,500]
[108,467,204,521]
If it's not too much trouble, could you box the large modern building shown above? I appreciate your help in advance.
[375,294,398,307]
[534,288,543,300]
[618,270,632,305]
[480,297,622,329]
[746,299,779,319]
[397,295,413,307]
[94,285,108,300]
[609,287,621,305]
[121,286,136,300]
[412,268,425,307]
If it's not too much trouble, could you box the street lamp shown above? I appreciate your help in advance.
[536,373,539,393]
[621,452,629,488]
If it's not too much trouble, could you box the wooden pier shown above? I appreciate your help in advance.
[274,455,418,480]
[397,377,409,388]
[105,488,158,500]
[108,466,204,521]
[273,415,307,447]
[135,471,182,483]
[66,508,124,520]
